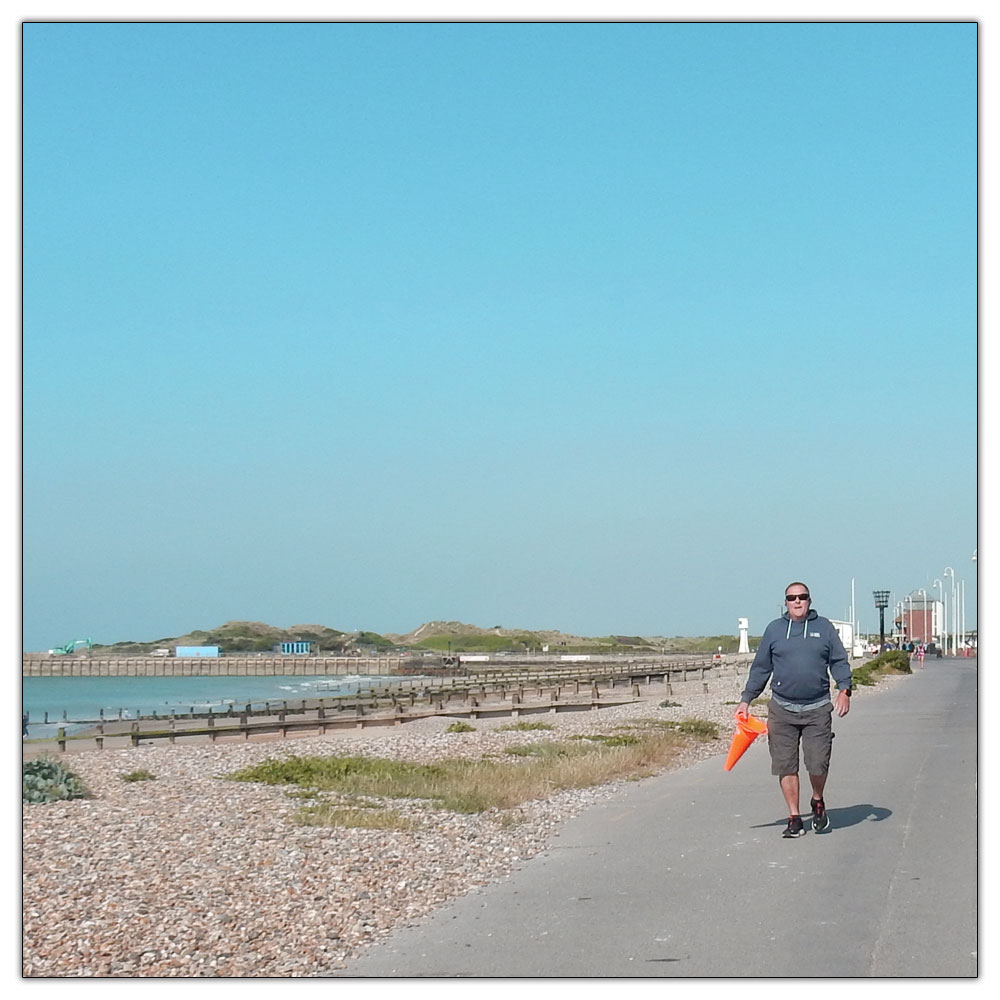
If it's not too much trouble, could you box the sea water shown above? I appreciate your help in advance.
[21,674,394,738]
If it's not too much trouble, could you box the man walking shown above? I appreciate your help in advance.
[736,582,852,838]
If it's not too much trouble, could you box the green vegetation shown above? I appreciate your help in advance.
[296,802,418,830]
[504,741,588,759]
[614,716,720,740]
[661,635,763,654]
[225,724,707,818]
[852,649,912,687]
[671,719,720,739]
[569,733,641,747]
[354,631,395,652]
[120,769,156,782]
[23,758,89,804]
[445,721,477,733]
[89,620,350,655]
[414,633,545,653]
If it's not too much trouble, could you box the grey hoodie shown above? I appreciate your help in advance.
[740,609,851,706]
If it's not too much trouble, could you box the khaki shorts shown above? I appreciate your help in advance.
[766,700,834,776]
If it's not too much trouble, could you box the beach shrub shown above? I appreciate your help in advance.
[120,769,155,782]
[870,650,913,674]
[496,721,555,732]
[445,722,476,733]
[853,650,912,688]
[23,758,89,804]
[851,664,878,687]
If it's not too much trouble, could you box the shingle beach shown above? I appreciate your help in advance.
[22,672,900,978]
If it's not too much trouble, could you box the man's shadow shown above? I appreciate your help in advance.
[751,804,892,831]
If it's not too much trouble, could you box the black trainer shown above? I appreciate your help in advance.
[810,797,831,833]
[782,815,806,838]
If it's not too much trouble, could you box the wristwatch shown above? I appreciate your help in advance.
[841,688,852,697]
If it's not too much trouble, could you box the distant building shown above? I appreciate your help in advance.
[830,620,864,659]
[899,592,942,644]
[279,641,312,655]
[175,645,220,658]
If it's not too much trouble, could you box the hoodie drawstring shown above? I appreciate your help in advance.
[786,618,808,640]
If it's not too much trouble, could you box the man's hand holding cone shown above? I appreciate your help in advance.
[724,706,767,771]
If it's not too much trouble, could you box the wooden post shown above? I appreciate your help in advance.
[57,727,66,752]
[95,736,104,750]
[130,723,140,747]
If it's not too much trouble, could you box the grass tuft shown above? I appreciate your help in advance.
[295,803,418,830]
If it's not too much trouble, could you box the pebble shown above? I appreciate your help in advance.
[22,672,901,977]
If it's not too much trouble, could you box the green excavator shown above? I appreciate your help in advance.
[48,638,92,655]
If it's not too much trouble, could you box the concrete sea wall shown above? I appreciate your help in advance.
[22,656,402,678]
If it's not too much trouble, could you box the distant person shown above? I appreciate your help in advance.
[736,582,852,839]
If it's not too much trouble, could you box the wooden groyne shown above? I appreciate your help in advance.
[24,658,754,756]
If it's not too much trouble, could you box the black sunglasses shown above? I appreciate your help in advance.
[785,593,810,602]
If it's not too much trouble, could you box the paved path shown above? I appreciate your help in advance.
[333,658,978,978]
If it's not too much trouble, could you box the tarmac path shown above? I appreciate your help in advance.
[332,657,978,978]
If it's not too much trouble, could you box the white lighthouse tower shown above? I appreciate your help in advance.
[738,617,750,654]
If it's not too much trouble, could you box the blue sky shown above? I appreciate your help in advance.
[21,20,979,651]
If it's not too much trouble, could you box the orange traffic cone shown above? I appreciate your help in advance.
[724,713,768,771]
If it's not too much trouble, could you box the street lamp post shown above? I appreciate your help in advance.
[917,588,928,643]
[904,593,913,648]
[958,580,965,652]
[933,578,944,648]
[873,590,890,654]
[944,566,955,654]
